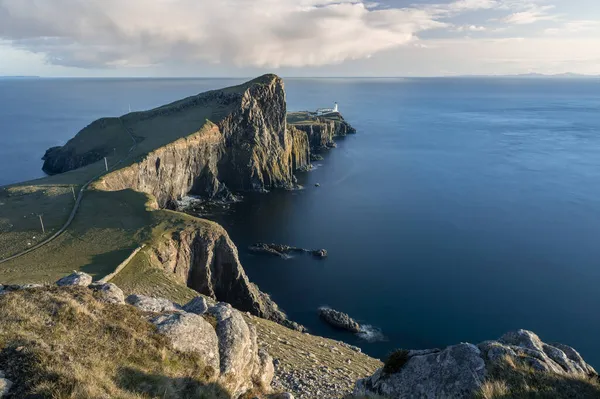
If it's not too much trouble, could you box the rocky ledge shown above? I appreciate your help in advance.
[356,329,599,399]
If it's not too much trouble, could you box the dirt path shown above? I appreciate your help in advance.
[0,118,137,264]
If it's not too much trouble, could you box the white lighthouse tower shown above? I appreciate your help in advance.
[334,102,339,113]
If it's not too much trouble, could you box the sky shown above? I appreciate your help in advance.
[0,0,599,77]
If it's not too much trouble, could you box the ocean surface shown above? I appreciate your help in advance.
[1,77,600,366]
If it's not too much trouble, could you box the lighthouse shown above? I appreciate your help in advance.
[334,102,339,113]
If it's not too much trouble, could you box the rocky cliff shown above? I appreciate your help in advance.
[288,113,356,151]
[44,75,312,208]
[142,221,304,331]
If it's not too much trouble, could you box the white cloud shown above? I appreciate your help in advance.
[502,5,557,25]
[0,0,451,69]
[545,20,600,35]
[454,25,487,32]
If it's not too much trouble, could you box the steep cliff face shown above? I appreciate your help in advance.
[93,123,227,208]
[292,114,357,151]
[46,75,311,208]
[144,222,303,331]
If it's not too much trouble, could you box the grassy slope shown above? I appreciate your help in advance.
[0,76,258,267]
[0,286,227,399]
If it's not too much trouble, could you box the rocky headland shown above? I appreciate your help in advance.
[2,75,598,399]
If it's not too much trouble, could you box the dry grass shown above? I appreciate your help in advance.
[476,355,600,398]
[0,286,228,399]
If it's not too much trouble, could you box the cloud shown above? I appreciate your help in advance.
[545,20,600,36]
[454,25,487,32]
[502,4,557,25]
[0,0,452,69]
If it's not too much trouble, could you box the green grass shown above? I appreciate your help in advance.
[0,189,155,283]
[0,185,77,257]
[110,247,201,305]
[0,286,227,398]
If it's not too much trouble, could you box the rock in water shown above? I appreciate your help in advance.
[56,271,93,287]
[88,282,125,304]
[311,249,327,258]
[125,294,181,313]
[151,312,220,377]
[318,307,361,333]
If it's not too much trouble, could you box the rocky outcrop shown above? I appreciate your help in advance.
[355,329,598,399]
[249,243,327,259]
[318,307,361,333]
[45,75,312,208]
[143,222,305,331]
[291,114,356,151]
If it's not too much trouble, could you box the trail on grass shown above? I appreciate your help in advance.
[0,118,138,264]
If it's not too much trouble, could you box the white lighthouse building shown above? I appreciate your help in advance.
[315,102,339,116]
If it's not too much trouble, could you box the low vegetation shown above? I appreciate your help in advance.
[383,349,410,374]
[0,286,228,398]
[476,355,600,398]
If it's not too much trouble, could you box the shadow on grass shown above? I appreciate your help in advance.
[117,367,231,399]
[80,246,139,279]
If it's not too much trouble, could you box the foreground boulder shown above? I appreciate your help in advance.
[355,329,599,398]
[151,312,220,377]
[56,271,92,287]
[318,307,361,333]
[209,302,270,397]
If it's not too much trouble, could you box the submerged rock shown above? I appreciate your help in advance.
[249,243,327,260]
[318,307,361,333]
[56,271,93,287]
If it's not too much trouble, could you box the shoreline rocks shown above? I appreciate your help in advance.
[249,243,328,259]
[318,307,361,333]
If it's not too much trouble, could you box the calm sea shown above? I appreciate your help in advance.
[1,77,600,366]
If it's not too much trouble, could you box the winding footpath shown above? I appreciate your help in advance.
[0,118,137,264]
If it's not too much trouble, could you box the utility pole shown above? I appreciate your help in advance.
[39,215,45,234]
[104,157,108,172]
[71,186,76,201]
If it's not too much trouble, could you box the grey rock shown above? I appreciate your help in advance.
[208,303,274,398]
[311,249,327,258]
[89,283,125,304]
[0,370,12,397]
[151,312,219,377]
[357,330,598,399]
[318,307,361,333]
[125,294,181,313]
[56,271,92,287]
[356,343,485,399]
[267,394,294,399]
[182,296,209,314]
